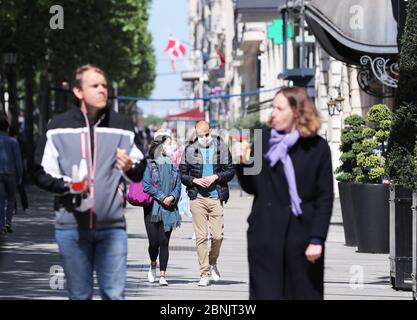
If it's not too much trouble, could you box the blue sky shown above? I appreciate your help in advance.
[139,0,189,117]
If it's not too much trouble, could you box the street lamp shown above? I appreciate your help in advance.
[327,95,344,116]
[61,80,70,89]
[327,84,345,116]
[327,97,337,116]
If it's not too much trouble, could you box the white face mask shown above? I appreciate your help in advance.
[198,134,213,147]
[163,145,173,157]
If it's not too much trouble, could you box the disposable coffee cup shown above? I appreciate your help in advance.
[71,180,85,193]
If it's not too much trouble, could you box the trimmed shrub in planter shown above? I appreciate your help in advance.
[352,104,392,254]
[335,115,366,246]
[355,104,392,184]
[385,0,417,292]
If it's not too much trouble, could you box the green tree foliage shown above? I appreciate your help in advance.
[386,0,417,188]
[228,113,268,130]
[144,114,164,127]
[0,0,156,97]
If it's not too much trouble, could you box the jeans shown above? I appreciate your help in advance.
[55,227,127,300]
[0,174,17,227]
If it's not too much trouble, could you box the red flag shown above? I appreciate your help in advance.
[216,47,225,68]
[164,34,186,72]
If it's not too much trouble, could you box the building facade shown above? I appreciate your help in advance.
[184,0,399,195]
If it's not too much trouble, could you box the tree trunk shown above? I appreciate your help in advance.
[24,67,35,174]
[6,65,19,132]
[0,71,4,111]
[38,68,50,135]
[53,69,64,115]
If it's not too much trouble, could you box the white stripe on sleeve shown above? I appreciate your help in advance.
[41,135,72,182]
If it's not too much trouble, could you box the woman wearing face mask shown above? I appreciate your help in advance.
[234,87,333,300]
[169,136,193,219]
[167,137,180,165]
[142,130,182,286]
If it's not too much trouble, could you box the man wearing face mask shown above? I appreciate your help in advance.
[179,121,235,287]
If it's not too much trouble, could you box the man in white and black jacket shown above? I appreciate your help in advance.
[34,65,146,300]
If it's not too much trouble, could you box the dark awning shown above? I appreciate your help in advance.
[236,0,286,11]
[305,0,405,65]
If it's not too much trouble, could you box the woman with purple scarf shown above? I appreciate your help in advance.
[234,87,333,300]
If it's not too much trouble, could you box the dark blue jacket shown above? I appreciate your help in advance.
[0,132,23,181]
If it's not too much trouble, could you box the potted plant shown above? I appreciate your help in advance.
[385,0,417,292]
[385,110,416,291]
[350,104,392,254]
[335,115,365,247]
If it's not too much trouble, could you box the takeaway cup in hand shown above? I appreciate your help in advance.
[69,163,89,194]
[69,179,88,194]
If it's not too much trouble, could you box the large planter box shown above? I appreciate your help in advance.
[351,183,389,254]
[338,182,357,246]
[389,185,413,291]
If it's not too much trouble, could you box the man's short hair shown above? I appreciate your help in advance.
[72,64,107,89]
[0,111,10,132]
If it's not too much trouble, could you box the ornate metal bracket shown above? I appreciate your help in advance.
[356,67,395,98]
[360,55,399,88]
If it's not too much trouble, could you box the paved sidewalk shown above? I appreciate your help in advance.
[0,185,412,300]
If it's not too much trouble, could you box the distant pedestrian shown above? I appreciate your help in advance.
[142,129,181,286]
[0,111,22,234]
[9,127,28,215]
[170,132,192,218]
[234,87,333,300]
[180,120,235,286]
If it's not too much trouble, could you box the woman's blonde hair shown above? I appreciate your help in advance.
[271,86,321,138]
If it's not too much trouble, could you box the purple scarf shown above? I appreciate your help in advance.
[265,129,302,216]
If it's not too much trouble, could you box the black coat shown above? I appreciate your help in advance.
[236,128,333,300]
[180,137,235,202]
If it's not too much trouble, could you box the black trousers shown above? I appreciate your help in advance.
[14,181,29,213]
[143,206,172,271]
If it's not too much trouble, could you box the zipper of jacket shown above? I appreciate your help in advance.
[82,113,101,229]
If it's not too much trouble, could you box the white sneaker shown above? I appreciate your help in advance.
[198,275,210,287]
[148,265,157,283]
[210,265,221,282]
[159,276,168,286]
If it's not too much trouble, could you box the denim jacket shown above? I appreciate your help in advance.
[142,157,181,232]
[0,132,23,180]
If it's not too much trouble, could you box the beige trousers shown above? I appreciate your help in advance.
[190,197,224,276]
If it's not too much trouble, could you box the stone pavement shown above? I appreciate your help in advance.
[0,185,412,300]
